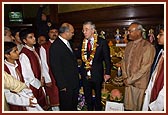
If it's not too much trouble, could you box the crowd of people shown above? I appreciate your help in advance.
[3,5,164,112]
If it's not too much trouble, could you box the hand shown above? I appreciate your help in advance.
[114,63,121,67]
[104,74,111,82]
[29,97,37,107]
[123,79,129,87]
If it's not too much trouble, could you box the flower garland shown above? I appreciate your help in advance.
[81,34,98,70]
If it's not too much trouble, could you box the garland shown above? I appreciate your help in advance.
[81,34,98,71]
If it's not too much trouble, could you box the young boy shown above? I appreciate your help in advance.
[19,29,47,110]
[4,42,43,111]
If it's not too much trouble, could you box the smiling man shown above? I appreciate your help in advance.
[121,22,156,111]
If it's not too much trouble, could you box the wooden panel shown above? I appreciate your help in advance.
[59,4,164,25]
[58,4,164,48]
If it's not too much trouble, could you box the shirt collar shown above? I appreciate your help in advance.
[24,45,35,51]
[133,37,143,44]
[49,39,55,43]
[5,60,18,68]
[58,35,68,45]
[87,37,94,43]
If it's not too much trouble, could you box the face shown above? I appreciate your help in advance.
[5,30,12,36]
[66,25,74,40]
[38,36,46,45]
[15,32,22,44]
[41,13,47,21]
[48,29,59,40]
[157,29,164,45]
[23,33,36,47]
[82,24,95,39]
[128,24,140,40]
[4,30,15,42]
[5,46,19,63]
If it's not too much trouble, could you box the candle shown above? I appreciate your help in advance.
[117,67,122,77]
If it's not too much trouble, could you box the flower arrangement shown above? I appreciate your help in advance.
[81,34,98,70]
[77,94,87,111]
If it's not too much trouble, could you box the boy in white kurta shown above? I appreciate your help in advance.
[4,42,43,111]
[19,29,47,109]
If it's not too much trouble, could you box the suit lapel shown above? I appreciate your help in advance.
[58,38,74,57]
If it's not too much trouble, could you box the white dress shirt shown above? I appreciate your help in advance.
[59,35,73,52]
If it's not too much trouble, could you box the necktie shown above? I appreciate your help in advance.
[87,40,91,59]
[87,40,91,52]
[67,41,73,52]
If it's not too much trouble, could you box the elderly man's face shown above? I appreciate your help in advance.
[128,24,141,40]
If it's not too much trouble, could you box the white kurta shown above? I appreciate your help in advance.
[19,45,41,89]
[4,89,29,106]
[4,61,44,111]
[39,45,51,83]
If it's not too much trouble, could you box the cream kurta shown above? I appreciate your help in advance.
[121,38,155,110]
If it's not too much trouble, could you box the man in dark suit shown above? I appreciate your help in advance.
[49,23,79,111]
[78,21,111,111]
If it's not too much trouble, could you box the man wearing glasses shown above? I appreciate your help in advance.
[121,22,156,111]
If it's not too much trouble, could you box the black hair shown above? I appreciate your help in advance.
[4,42,17,54]
[19,28,34,44]
[37,34,47,38]
[159,24,164,31]
[12,28,21,37]
[48,24,59,32]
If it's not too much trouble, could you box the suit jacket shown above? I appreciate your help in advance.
[49,37,79,91]
[79,37,111,83]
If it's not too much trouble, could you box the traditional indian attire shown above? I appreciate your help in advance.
[19,45,47,109]
[122,38,156,110]
[4,60,43,111]
[39,39,60,110]
[4,71,26,111]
